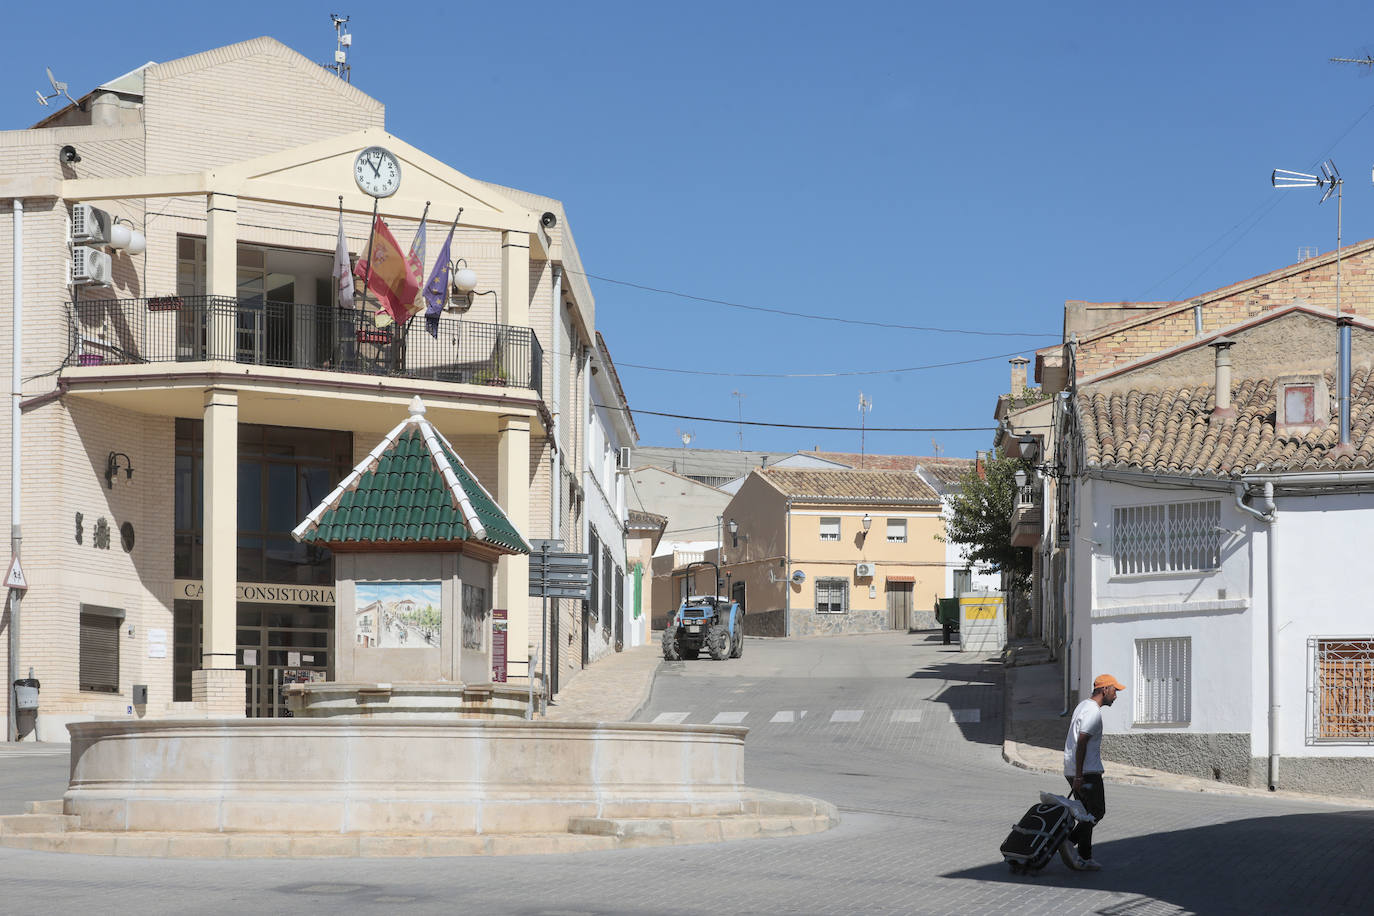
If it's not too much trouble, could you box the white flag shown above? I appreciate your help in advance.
[333,213,355,304]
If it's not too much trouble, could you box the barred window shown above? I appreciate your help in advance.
[1112,500,1221,575]
[886,518,907,543]
[819,517,840,541]
[1312,639,1374,742]
[1134,637,1190,725]
[815,578,849,614]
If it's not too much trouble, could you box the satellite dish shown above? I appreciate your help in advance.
[36,67,77,109]
[791,570,806,585]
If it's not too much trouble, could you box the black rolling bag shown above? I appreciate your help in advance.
[999,799,1077,874]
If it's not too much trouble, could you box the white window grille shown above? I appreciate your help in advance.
[815,577,848,614]
[1134,636,1190,725]
[1309,638,1374,743]
[819,517,840,541]
[886,518,907,543]
[1112,500,1221,575]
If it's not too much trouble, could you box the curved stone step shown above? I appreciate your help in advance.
[0,813,79,835]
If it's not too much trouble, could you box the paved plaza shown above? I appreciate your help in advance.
[1,632,1371,914]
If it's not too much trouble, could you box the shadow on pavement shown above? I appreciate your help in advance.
[903,655,1004,746]
[944,809,1374,915]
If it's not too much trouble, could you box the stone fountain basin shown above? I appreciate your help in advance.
[65,718,749,835]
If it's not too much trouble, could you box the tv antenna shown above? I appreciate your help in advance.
[326,14,353,83]
[1330,53,1374,70]
[1272,160,1343,317]
[35,67,78,108]
[676,428,694,476]
[858,392,873,468]
[731,391,746,452]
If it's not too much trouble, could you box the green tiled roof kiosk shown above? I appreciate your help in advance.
[292,397,530,701]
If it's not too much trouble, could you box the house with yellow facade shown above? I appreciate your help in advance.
[0,36,631,739]
[706,467,950,637]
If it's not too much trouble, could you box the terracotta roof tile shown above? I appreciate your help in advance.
[759,468,940,503]
[1078,368,1374,476]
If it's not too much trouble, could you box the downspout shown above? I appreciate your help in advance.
[1235,482,1278,790]
[784,496,792,637]
[7,200,23,743]
[1338,315,1352,448]
[550,266,563,542]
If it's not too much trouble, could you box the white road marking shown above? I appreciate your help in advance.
[890,709,923,722]
[950,709,980,723]
[770,710,808,723]
[711,711,748,725]
[652,712,690,724]
[830,709,863,723]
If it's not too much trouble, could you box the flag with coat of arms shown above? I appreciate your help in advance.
[353,216,420,326]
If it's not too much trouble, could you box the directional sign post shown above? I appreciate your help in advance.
[527,540,593,717]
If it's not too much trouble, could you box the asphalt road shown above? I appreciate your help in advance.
[0,631,1370,915]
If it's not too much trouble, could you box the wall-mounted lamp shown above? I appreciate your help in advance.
[105,451,134,489]
[110,217,146,255]
[447,258,498,314]
[728,518,739,548]
[861,513,872,531]
[59,144,81,164]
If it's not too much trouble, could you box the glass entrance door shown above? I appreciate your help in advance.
[237,603,332,717]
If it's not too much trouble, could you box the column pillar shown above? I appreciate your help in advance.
[497,415,531,681]
[500,230,530,328]
[192,386,244,716]
[205,192,238,360]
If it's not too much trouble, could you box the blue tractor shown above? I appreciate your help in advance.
[662,561,744,661]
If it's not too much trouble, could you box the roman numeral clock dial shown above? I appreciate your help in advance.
[353,146,401,198]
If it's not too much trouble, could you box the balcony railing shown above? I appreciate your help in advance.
[67,295,543,392]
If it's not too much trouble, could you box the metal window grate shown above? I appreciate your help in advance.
[815,578,849,614]
[1134,636,1190,725]
[1310,638,1374,742]
[1113,500,1221,575]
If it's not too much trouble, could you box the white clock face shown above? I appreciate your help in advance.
[354,146,401,198]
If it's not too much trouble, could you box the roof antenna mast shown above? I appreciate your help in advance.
[327,14,353,83]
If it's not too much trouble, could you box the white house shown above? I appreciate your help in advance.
[1063,305,1374,795]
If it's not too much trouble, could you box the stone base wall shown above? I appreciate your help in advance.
[909,609,938,631]
[745,609,786,637]
[1104,732,1374,798]
[788,608,889,637]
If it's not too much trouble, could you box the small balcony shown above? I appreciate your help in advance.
[1010,484,1043,547]
[66,295,543,392]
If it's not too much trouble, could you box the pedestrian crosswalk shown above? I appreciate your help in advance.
[650,706,984,726]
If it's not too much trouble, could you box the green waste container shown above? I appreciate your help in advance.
[936,598,961,645]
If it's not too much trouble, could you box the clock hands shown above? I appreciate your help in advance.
[370,152,381,178]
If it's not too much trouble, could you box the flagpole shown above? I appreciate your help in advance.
[359,195,380,311]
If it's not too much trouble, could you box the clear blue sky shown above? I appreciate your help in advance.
[9,3,1374,459]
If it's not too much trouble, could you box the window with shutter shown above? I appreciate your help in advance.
[1134,636,1190,725]
[80,605,124,693]
[819,517,840,541]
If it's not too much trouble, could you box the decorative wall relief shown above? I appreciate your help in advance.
[75,512,83,545]
[93,517,111,550]
[354,581,441,649]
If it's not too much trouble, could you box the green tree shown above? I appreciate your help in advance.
[941,453,1032,592]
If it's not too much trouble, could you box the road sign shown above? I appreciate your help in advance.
[4,556,27,591]
[536,585,592,600]
[530,538,566,552]
[530,553,590,568]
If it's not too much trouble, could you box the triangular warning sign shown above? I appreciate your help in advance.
[5,556,27,591]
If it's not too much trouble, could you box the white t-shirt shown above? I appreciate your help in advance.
[1063,698,1104,776]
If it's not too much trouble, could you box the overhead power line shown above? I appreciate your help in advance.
[615,347,1042,378]
[595,403,1002,433]
[567,269,1055,338]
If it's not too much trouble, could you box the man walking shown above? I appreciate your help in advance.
[1060,673,1124,871]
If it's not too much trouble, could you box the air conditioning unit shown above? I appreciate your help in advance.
[617,446,632,470]
[72,246,113,286]
[71,203,113,245]
[855,562,876,578]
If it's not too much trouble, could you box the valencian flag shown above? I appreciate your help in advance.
[423,223,456,338]
[353,217,420,326]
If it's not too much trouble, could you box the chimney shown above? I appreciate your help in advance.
[1339,315,1353,449]
[1210,336,1236,419]
[1009,357,1030,395]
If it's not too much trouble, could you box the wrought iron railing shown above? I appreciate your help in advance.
[66,295,543,392]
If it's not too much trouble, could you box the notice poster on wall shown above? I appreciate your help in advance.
[491,608,507,682]
[355,581,442,649]
[147,628,167,659]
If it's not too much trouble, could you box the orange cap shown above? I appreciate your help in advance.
[1093,674,1126,691]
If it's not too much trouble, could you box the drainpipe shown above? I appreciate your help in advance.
[550,266,563,542]
[1235,482,1278,790]
[784,497,792,637]
[1193,300,1203,336]
[7,200,23,743]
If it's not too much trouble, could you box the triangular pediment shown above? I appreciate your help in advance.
[216,127,537,233]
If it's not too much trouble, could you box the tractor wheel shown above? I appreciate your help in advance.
[661,627,682,661]
[707,624,731,660]
[730,625,744,658]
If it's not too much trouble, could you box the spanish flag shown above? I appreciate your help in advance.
[354,217,421,326]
